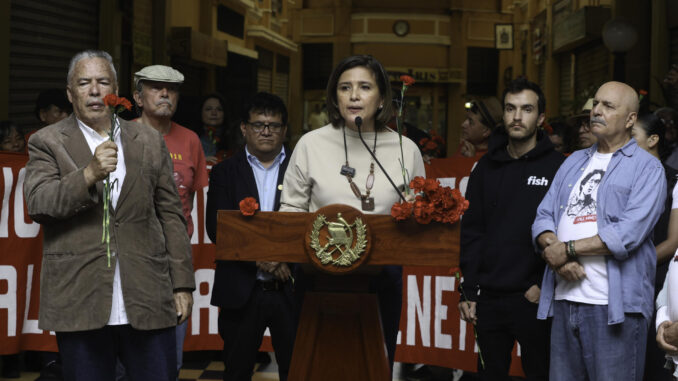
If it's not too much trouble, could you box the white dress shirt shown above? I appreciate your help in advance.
[77,117,129,325]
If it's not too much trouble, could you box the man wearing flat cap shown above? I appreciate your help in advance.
[24,50,195,380]
[133,64,208,375]
[456,96,503,158]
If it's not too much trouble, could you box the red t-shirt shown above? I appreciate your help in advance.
[134,119,208,236]
[164,122,208,237]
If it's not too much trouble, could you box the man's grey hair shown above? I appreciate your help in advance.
[66,50,118,85]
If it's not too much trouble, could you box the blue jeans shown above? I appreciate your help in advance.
[550,300,648,381]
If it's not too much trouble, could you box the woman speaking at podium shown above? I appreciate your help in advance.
[279,55,425,369]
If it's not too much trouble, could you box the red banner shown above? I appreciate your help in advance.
[0,152,524,375]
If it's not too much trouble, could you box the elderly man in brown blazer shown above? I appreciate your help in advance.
[23,49,195,381]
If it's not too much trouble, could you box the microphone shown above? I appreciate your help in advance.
[355,116,406,202]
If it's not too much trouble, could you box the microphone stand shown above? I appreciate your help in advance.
[354,116,407,203]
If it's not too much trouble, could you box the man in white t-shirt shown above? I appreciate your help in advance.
[533,81,666,381]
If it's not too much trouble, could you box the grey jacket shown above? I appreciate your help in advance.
[24,114,195,332]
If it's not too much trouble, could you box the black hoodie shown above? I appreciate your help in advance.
[460,131,565,300]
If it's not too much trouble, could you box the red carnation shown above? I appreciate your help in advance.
[120,98,133,111]
[239,197,259,216]
[412,199,435,224]
[103,94,133,111]
[400,75,416,87]
[391,201,413,221]
[103,94,119,107]
[409,176,426,193]
[422,178,440,195]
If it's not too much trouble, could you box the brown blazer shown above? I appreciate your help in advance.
[24,114,195,332]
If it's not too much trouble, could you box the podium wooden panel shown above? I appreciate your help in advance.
[216,205,459,380]
[216,208,459,266]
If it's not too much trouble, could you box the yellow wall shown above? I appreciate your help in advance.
[169,0,202,30]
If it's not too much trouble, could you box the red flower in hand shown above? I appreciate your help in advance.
[103,94,132,111]
[400,75,416,87]
[391,201,413,221]
[239,197,259,216]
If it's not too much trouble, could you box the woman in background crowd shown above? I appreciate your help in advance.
[633,113,678,381]
[1,120,26,153]
[196,93,238,164]
[0,120,25,379]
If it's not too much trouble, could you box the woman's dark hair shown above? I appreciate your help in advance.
[325,55,393,128]
[636,113,669,161]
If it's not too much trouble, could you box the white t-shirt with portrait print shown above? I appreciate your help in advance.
[554,151,613,305]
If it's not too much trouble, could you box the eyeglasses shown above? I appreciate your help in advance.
[579,119,591,131]
[246,121,284,133]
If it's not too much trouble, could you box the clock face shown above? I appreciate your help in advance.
[393,20,409,37]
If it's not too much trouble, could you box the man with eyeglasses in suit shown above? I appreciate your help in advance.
[206,92,298,381]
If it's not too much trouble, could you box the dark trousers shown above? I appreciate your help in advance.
[475,291,550,381]
[374,265,403,371]
[56,324,176,381]
[217,285,298,381]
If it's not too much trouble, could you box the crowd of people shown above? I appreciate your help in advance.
[4,47,678,381]
[457,67,678,381]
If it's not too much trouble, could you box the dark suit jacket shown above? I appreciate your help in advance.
[23,114,195,332]
[206,147,293,309]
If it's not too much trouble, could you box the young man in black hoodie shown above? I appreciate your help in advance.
[458,78,564,381]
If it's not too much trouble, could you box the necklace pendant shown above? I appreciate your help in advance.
[340,165,356,177]
[361,196,375,211]
[366,172,375,190]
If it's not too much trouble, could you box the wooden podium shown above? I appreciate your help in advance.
[216,204,459,380]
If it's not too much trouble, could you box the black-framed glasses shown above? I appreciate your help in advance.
[246,121,284,133]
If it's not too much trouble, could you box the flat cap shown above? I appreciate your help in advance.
[134,65,184,86]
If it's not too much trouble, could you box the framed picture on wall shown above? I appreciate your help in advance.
[495,24,514,50]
